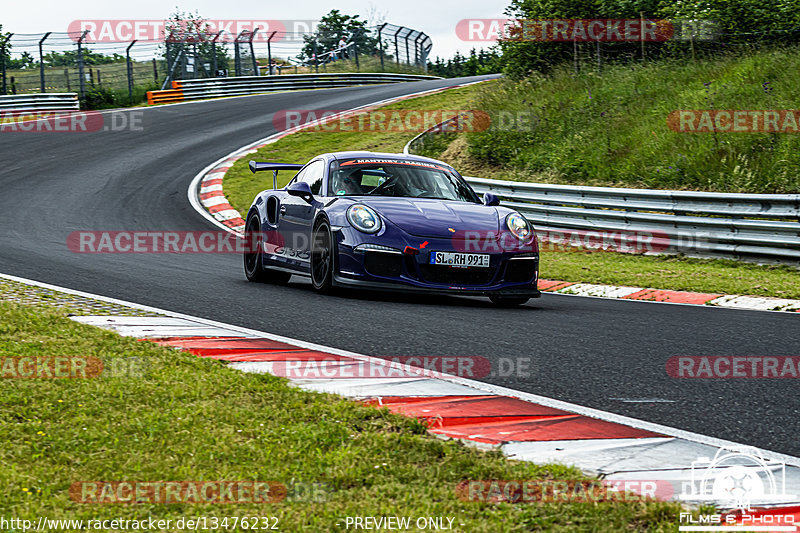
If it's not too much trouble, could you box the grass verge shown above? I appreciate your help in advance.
[0,302,683,531]
[221,81,800,300]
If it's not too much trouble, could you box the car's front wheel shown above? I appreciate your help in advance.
[489,296,530,307]
[243,212,291,284]
[310,220,335,293]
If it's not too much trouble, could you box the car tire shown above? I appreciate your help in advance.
[243,212,291,284]
[311,219,335,293]
[489,296,530,307]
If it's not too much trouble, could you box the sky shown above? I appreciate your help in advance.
[1,0,510,60]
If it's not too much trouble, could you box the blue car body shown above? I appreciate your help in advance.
[244,151,541,302]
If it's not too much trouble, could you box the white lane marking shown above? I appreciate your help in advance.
[3,271,798,468]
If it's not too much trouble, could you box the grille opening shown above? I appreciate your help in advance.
[364,252,403,278]
[504,260,537,283]
[419,264,495,286]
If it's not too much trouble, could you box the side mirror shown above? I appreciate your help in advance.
[483,192,500,206]
[287,181,314,203]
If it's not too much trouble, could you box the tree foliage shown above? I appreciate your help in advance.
[300,10,379,61]
[499,0,800,78]
[428,48,503,77]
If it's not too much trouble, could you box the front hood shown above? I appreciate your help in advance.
[358,197,500,238]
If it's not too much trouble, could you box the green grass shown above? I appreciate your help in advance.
[223,81,800,299]
[462,47,800,193]
[0,302,685,531]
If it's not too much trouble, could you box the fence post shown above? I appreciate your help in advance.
[640,12,646,62]
[414,33,423,68]
[353,30,360,72]
[152,58,158,83]
[126,40,137,103]
[64,68,70,91]
[0,34,11,95]
[77,30,89,98]
[313,39,318,73]
[595,38,601,71]
[39,32,52,93]
[234,31,242,76]
[405,31,411,65]
[267,31,276,74]
[212,31,222,76]
[377,23,386,71]
[393,27,402,64]
[249,29,259,75]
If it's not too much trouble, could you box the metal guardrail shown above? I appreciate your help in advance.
[0,93,80,111]
[405,117,800,262]
[147,73,440,104]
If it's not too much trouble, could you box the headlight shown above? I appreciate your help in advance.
[347,204,382,234]
[506,212,532,241]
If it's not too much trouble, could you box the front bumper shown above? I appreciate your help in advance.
[333,225,541,297]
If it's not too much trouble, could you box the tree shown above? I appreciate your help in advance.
[163,9,229,76]
[300,10,379,62]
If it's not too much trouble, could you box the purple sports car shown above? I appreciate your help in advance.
[243,151,540,306]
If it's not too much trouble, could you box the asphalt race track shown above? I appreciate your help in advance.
[1,75,798,457]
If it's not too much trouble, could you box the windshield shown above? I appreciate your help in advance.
[328,158,479,203]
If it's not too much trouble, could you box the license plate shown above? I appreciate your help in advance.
[430,252,490,268]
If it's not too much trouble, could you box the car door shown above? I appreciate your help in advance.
[280,159,325,267]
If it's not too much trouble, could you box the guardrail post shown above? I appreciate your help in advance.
[249,29,259,75]
[0,34,11,96]
[267,31,276,75]
[77,30,89,99]
[39,32,52,93]
[377,23,386,71]
[126,40,137,103]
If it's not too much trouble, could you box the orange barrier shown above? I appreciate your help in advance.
[146,88,184,105]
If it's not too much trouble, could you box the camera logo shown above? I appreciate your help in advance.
[680,446,795,510]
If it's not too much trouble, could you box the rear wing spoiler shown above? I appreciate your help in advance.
[248,161,304,189]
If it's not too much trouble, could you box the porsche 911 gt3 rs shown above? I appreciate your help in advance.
[243,151,541,306]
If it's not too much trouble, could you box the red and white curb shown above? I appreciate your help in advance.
[538,279,800,313]
[4,272,797,517]
[191,82,486,236]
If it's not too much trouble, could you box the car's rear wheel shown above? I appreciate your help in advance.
[243,212,291,284]
[311,220,335,293]
[489,296,530,307]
